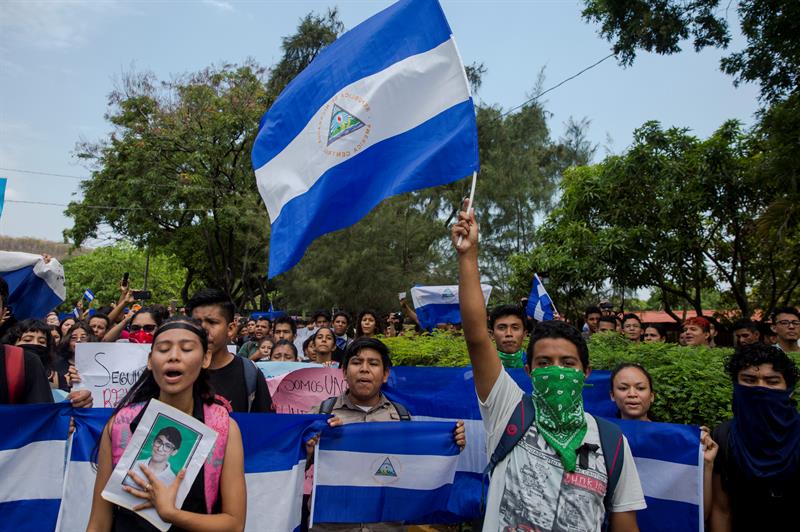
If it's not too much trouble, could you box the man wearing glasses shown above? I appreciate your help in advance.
[124,426,182,488]
[771,307,800,353]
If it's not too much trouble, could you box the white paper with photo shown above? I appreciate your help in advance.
[74,343,149,408]
[102,399,218,531]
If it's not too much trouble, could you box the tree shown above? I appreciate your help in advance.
[65,11,345,310]
[582,0,800,103]
[511,120,799,322]
[60,244,191,311]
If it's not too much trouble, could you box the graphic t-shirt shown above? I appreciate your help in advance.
[479,371,646,532]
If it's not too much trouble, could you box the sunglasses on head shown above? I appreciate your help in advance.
[130,324,157,333]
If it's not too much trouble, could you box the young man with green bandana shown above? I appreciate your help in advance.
[489,304,528,369]
[452,204,646,532]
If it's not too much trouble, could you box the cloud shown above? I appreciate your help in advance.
[0,1,120,51]
[202,0,235,12]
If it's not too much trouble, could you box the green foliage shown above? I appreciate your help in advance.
[510,119,799,323]
[382,331,792,427]
[587,333,734,426]
[60,244,191,310]
[582,0,798,103]
[381,331,470,367]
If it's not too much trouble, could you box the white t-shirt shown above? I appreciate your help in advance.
[123,458,177,489]
[479,371,646,532]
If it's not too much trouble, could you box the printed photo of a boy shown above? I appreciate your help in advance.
[122,426,182,488]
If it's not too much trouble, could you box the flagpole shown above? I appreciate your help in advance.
[456,171,478,247]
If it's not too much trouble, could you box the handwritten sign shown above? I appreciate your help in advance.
[268,366,349,414]
[75,343,149,408]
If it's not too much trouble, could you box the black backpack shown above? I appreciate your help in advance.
[486,394,625,528]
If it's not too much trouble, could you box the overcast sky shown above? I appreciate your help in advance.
[0,0,760,243]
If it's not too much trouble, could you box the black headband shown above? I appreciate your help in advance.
[152,321,208,350]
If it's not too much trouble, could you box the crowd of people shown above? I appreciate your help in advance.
[1,214,798,532]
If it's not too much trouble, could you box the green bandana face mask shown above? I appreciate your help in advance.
[497,349,526,369]
[531,365,587,472]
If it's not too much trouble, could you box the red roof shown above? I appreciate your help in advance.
[632,310,763,323]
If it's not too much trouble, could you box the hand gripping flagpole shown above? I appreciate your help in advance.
[456,170,478,247]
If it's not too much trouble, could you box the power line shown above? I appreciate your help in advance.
[0,167,218,191]
[5,199,212,212]
[500,53,615,117]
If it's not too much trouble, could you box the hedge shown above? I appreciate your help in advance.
[381,331,800,428]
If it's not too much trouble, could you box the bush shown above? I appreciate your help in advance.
[587,333,734,426]
[382,329,800,427]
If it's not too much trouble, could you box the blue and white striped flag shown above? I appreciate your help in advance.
[83,288,95,303]
[615,419,703,532]
[55,408,327,532]
[0,404,70,531]
[526,272,556,321]
[312,421,460,525]
[0,251,66,319]
[253,0,479,278]
[410,284,492,330]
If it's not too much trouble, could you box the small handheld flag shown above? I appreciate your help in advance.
[410,284,492,330]
[526,273,556,321]
[82,289,95,303]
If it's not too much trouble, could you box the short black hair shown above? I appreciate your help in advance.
[343,337,392,370]
[584,306,601,317]
[255,316,271,325]
[3,319,56,362]
[725,343,799,390]
[732,319,758,333]
[274,316,297,335]
[644,323,667,339]
[488,304,526,330]
[89,313,111,327]
[526,321,589,370]
[272,339,298,357]
[312,309,332,321]
[772,306,800,322]
[621,313,642,326]
[186,288,236,324]
[332,311,351,324]
[598,316,617,327]
[156,426,182,449]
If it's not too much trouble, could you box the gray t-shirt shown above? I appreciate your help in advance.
[479,370,646,531]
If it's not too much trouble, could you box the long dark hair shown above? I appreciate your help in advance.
[58,321,95,360]
[356,310,385,338]
[93,317,215,467]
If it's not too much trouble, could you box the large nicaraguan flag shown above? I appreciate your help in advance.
[526,272,556,321]
[56,407,327,532]
[410,284,492,330]
[253,0,479,278]
[0,403,70,532]
[311,421,461,526]
[0,251,66,319]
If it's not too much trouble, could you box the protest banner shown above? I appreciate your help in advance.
[267,366,348,413]
[75,343,149,408]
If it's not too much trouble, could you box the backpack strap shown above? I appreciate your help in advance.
[4,345,25,404]
[319,396,337,415]
[389,400,412,420]
[202,400,230,514]
[486,394,536,475]
[593,415,625,529]
[241,358,258,412]
[110,402,148,467]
